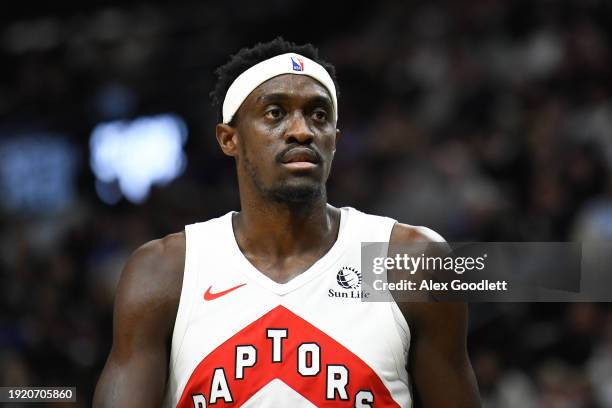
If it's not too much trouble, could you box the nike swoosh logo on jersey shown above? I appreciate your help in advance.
[204,283,246,301]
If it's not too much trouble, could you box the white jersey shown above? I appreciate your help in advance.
[163,207,412,407]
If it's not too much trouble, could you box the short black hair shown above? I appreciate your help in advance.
[211,37,339,125]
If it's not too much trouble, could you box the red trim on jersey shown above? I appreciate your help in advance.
[175,305,400,407]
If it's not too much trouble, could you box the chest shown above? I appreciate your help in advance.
[172,266,411,407]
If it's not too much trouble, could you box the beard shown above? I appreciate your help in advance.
[269,181,325,204]
[242,152,326,205]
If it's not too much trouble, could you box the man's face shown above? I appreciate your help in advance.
[228,74,338,203]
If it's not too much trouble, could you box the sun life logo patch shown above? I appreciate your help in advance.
[336,267,361,289]
[329,267,369,299]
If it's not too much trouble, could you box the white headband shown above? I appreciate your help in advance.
[222,53,338,124]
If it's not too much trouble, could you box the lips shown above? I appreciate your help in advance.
[281,147,320,164]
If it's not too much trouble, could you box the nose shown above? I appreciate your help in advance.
[284,111,314,144]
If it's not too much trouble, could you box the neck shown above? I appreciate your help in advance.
[234,188,339,258]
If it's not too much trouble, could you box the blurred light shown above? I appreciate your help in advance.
[89,114,188,204]
[93,83,137,120]
[95,179,122,206]
[0,135,77,214]
[3,18,61,53]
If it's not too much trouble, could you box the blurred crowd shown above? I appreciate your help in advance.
[1,0,612,406]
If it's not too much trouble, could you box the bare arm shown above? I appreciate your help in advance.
[391,224,481,408]
[405,301,480,407]
[93,232,185,408]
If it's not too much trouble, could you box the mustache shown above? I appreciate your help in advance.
[275,145,322,164]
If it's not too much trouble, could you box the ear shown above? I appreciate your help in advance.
[332,128,341,155]
[215,123,239,157]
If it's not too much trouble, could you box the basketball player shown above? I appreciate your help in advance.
[93,38,481,407]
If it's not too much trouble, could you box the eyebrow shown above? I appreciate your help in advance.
[256,92,333,110]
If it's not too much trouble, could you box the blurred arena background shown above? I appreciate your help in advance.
[2,0,612,406]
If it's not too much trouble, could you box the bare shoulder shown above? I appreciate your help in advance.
[113,231,186,340]
[125,231,186,281]
[390,222,447,245]
[119,232,185,297]
[388,223,464,327]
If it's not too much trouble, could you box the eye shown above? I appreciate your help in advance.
[264,107,284,120]
[312,109,328,122]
